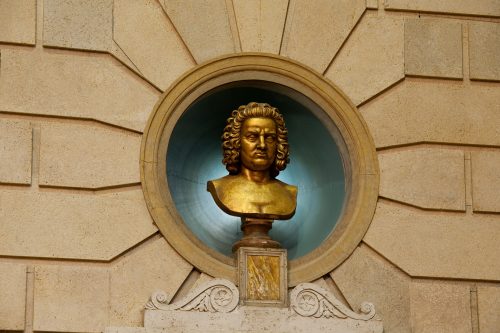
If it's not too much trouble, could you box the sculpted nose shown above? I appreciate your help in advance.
[257,135,266,149]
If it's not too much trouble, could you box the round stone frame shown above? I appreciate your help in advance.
[141,53,379,286]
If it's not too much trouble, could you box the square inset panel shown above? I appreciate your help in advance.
[238,247,287,307]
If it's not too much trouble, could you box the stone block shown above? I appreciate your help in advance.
[192,272,214,290]
[379,148,465,211]
[169,271,216,304]
[0,0,36,45]
[472,151,500,213]
[144,309,383,333]
[366,0,378,9]
[109,41,142,73]
[404,18,463,79]
[477,285,500,333]
[410,281,472,333]
[0,189,157,260]
[160,0,236,63]
[114,0,195,91]
[364,201,500,280]
[39,122,141,189]
[469,21,500,81]
[0,263,26,330]
[0,120,32,185]
[311,277,350,308]
[43,0,113,51]
[331,246,411,333]
[385,0,500,17]
[282,0,366,73]
[0,49,159,132]
[311,277,330,291]
[359,80,500,148]
[34,265,109,332]
[325,15,404,105]
[233,0,288,53]
[110,237,192,326]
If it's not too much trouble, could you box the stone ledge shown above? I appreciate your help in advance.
[107,307,382,333]
[142,307,382,333]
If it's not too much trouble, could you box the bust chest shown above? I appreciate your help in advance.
[207,176,297,220]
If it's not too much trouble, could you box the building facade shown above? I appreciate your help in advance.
[0,1,499,332]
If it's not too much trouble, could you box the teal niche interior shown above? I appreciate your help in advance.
[166,82,346,260]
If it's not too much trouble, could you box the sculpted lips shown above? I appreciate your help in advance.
[254,151,268,158]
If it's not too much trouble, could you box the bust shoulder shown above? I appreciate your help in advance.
[280,180,298,197]
[207,175,297,220]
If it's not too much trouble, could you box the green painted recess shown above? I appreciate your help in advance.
[166,83,346,259]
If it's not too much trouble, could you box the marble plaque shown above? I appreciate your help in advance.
[238,247,287,307]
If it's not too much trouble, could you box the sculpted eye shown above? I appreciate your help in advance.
[266,135,276,143]
[246,134,258,141]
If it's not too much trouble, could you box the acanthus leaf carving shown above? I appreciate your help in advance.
[145,278,239,313]
[290,283,376,321]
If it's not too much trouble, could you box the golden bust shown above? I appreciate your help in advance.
[207,102,297,222]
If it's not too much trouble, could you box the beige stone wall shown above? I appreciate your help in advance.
[1,1,499,332]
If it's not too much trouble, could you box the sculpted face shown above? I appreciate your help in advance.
[240,117,277,172]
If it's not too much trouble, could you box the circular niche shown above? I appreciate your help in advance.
[167,84,345,260]
[141,54,379,286]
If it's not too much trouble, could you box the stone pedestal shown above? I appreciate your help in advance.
[232,218,281,252]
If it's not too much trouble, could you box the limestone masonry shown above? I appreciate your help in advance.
[0,1,499,332]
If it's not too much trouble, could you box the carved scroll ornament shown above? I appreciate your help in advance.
[145,278,239,313]
[290,283,376,320]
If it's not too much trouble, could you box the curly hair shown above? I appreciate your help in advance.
[222,102,290,177]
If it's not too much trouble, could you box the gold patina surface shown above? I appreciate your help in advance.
[207,175,297,220]
[208,105,297,250]
[208,107,297,221]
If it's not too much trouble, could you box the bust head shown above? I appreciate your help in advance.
[222,102,290,178]
[208,102,297,228]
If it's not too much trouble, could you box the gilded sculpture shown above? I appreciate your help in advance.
[207,102,297,251]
